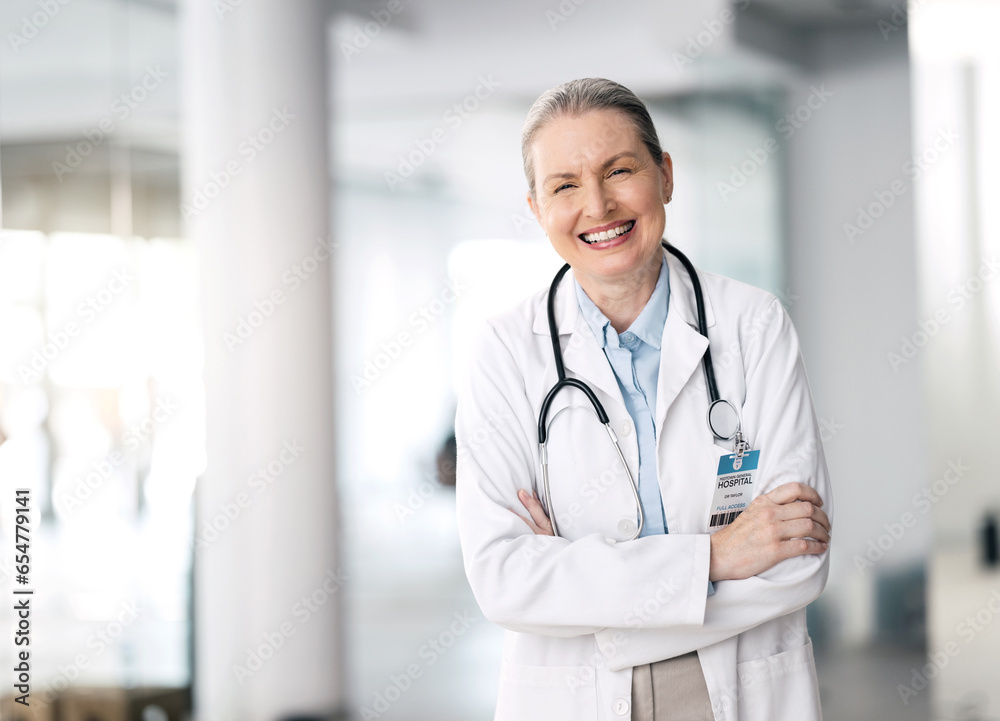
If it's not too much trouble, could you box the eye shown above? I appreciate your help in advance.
[609,168,631,178]
[553,183,575,193]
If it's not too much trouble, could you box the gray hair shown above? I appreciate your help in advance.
[520,78,664,198]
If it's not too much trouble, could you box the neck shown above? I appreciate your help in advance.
[575,253,662,335]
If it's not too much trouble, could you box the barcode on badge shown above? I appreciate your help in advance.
[709,509,744,528]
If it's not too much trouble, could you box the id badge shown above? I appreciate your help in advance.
[708,450,760,530]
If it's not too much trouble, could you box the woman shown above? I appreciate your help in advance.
[455,78,832,721]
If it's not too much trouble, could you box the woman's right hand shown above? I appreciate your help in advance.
[709,481,831,582]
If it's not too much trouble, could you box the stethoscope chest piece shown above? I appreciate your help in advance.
[707,399,740,442]
[708,398,750,459]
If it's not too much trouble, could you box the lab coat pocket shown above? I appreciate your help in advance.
[735,638,821,721]
[495,659,598,721]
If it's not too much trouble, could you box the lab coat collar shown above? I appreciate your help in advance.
[530,248,715,427]
[531,248,716,337]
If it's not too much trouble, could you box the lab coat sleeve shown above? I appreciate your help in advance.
[592,297,834,669]
[455,320,711,638]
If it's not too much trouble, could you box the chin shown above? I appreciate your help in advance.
[581,257,652,283]
[591,242,659,269]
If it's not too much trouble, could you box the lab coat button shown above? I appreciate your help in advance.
[618,419,632,436]
[613,697,630,715]
[618,519,636,536]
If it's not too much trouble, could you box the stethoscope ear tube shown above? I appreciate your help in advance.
[538,378,610,444]
[538,442,560,537]
[537,378,615,538]
[538,421,643,541]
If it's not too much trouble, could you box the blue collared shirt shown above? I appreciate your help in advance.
[574,257,670,537]
[574,257,715,595]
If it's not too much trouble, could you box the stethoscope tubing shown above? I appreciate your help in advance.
[537,240,732,540]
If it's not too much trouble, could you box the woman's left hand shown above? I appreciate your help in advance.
[509,488,554,536]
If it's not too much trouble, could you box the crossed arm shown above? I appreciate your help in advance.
[456,297,834,657]
[510,481,830,582]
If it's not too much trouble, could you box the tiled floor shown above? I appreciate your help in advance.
[815,645,932,721]
[928,548,1000,721]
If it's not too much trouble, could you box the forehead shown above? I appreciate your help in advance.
[531,109,644,172]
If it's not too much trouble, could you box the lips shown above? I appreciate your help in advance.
[579,220,635,244]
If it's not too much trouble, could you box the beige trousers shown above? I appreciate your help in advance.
[631,651,715,721]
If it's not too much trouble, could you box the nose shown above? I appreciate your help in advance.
[581,179,615,220]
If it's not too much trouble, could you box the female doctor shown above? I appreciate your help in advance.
[455,78,833,721]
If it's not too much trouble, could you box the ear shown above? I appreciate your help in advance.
[659,151,674,201]
[526,192,543,225]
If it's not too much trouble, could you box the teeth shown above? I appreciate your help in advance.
[581,220,634,244]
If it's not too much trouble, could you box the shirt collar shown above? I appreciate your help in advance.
[573,256,670,350]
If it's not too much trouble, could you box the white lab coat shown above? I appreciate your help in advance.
[455,248,832,721]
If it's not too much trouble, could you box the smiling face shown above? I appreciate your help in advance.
[526,109,673,290]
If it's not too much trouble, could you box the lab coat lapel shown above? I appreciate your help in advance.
[531,250,714,424]
[655,252,710,438]
[532,268,625,412]
[562,316,624,410]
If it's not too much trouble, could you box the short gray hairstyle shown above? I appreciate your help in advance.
[520,77,664,198]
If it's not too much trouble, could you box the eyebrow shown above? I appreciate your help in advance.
[542,151,639,185]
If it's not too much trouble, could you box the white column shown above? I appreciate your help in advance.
[181,2,344,720]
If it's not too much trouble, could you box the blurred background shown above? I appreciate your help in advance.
[0,0,998,719]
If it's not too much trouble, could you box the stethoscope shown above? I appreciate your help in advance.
[538,240,747,540]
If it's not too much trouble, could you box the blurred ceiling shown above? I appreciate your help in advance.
[0,0,913,231]
[751,0,903,26]
[0,0,908,145]
[0,0,177,143]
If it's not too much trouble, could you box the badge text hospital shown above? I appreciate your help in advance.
[709,450,760,529]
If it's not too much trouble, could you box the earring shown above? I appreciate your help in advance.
[666,196,672,203]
